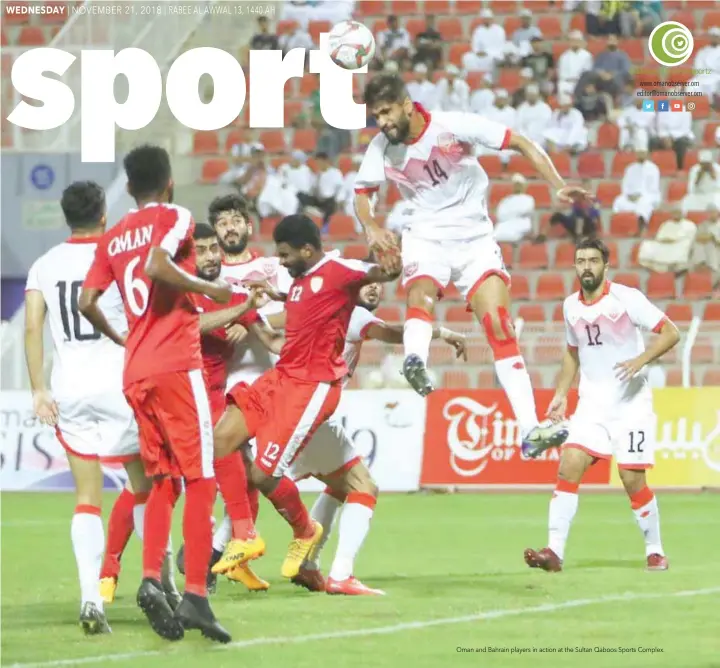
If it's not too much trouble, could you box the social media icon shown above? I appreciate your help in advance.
[671,100,683,112]
[658,100,669,112]
[642,100,655,111]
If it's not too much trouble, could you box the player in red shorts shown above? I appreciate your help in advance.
[210,214,402,579]
[79,145,251,643]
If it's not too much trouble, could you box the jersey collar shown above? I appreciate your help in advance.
[579,280,611,305]
[66,236,102,244]
[406,103,431,145]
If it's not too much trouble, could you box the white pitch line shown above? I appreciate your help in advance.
[7,586,720,668]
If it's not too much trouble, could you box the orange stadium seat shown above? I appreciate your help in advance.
[704,122,719,146]
[437,18,463,41]
[554,242,575,269]
[201,159,228,183]
[391,0,419,13]
[518,243,549,269]
[343,244,367,260]
[569,13,586,32]
[442,371,471,389]
[300,76,319,96]
[425,0,451,12]
[337,154,354,174]
[355,1,386,17]
[18,26,46,45]
[466,71,486,90]
[193,131,219,155]
[42,1,67,23]
[647,212,667,236]
[704,302,720,321]
[647,273,676,300]
[537,17,562,38]
[511,274,530,300]
[596,181,621,206]
[665,303,693,323]
[3,1,28,24]
[606,241,619,266]
[702,369,720,387]
[611,153,636,178]
[327,214,357,240]
[446,306,473,323]
[577,152,605,179]
[613,272,641,290]
[651,150,678,175]
[683,272,713,299]
[536,274,566,300]
[308,21,331,44]
[621,38,645,64]
[610,212,639,237]
[258,217,281,240]
[517,304,546,322]
[586,39,606,58]
[669,11,695,30]
[500,243,514,268]
[683,150,700,171]
[506,154,535,178]
[548,152,571,179]
[478,156,503,178]
[454,0,484,13]
[372,19,388,33]
[448,43,470,66]
[498,69,522,91]
[523,0,552,10]
[375,306,402,323]
[477,370,498,388]
[276,20,298,35]
[691,338,714,364]
[666,368,685,387]
[687,211,710,226]
[489,183,513,207]
[292,129,317,152]
[284,101,304,123]
[405,18,425,40]
[527,183,552,208]
[552,303,564,322]
[596,123,619,149]
[259,130,285,153]
[504,17,523,35]
[667,180,687,201]
[225,129,249,152]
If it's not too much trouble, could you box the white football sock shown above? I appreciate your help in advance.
[161,535,179,592]
[329,496,375,581]
[71,508,105,610]
[403,317,433,366]
[547,490,578,561]
[132,501,145,540]
[632,493,664,556]
[494,355,539,438]
[305,491,344,571]
[212,513,232,553]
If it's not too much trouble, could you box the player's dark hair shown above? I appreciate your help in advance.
[364,74,408,106]
[273,214,322,250]
[193,222,217,241]
[60,181,106,230]
[576,237,610,264]
[315,152,329,161]
[207,194,251,227]
[123,144,172,200]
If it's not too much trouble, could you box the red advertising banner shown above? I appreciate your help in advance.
[421,390,611,486]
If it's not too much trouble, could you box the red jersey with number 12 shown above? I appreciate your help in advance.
[84,203,202,388]
[277,252,372,383]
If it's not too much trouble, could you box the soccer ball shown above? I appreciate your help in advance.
[327,20,376,70]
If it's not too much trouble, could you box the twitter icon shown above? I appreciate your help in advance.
[642,100,655,111]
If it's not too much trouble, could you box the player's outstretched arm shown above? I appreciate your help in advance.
[361,262,402,286]
[199,289,260,335]
[145,248,231,303]
[365,322,467,360]
[548,345,580,421]
[24,291,59,426]
[615,319,680,381]
[355,193,400,270]
[506,132,591,204]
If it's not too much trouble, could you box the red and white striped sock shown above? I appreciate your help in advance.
[329,492,376,581]
[403,307,433,366]
[630,486,664,556]
[71,504,105,610]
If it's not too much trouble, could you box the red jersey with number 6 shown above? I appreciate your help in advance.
[83,203,202,388]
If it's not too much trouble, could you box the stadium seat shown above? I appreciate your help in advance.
[225,129,249,152]
[258,130,285,153]
[665,303,693,323]
[704,302,720,321]
[442,370,471,389]
[687,211,710,226]
[569,13,586,32]
[446,306,473,323]
[667,180,687,201]
[448,43,470,66]
[503,17,522,35]
[666,368,685,387]
[683,272,713,299]
[596,181,621,207]
[518,244,549,269]
[192,131,219,155]
[375,306,402,323]
[355,1,386,17]
[702,368,720,387]
[691,338,714,364]
[537,16,562,38]
[489,183,513,207]
[552,303,564,322]
[437,18,463,41]
[425,0,451,13]
[533,339,564,364]
[611,152,636,178]
[4,1,28,24]
[511,274,530,300]
[586,39,606,58]
[467,342,493,365]
[596,123,619,150]
[42,1,67,23]
[500,243,514,268]
[669,11,695,30]
[478,155,503,178]
[498,69,522,92]
[613,272,641,290]
[629,242,641,267]
[506,154,535,178]
[517,304,546,322]
[646,273,676,300]
[201,159,228,183]
[18,26,46,45]
[405,18,425,39]
[548,152,571,178]
[343,244,367,260]
[554,242,575,269]
[610,212,639,237]
[647,212,667,236]
[292,129,317,152]
[300,75,320,96]
[276,20,298,34]
[466,72,486,91]
[477,370,498,389]
[527,183,551,208]
[620,38,645,64]
[337,154,354,174]
[577,152,605,179]
[327,214,357,240]
[703,122,719,146]
[652,150,678,175]
[391,0,419,13]
[308,21,331,44]
[536,274,566,300]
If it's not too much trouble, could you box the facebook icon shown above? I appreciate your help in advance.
[642,100,655,111]
[658,100,669,112]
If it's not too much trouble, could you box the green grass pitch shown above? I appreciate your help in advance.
[2,491,719,668]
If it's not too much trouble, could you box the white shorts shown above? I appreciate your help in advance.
[289,417,361,482]
[401,230,510,300]
[55,392,140,463]
[564,408,657,469]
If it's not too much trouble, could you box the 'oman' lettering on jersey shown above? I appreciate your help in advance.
[354,104,511,240]
[26,238,127,401]
[564,282,667,407]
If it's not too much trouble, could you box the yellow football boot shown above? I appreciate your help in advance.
[226,563,270,591]
[211,534,266,575]
[281,521,324,579]
[99,577,117,604]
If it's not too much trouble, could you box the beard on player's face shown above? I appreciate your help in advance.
[380,110,411,145]
[217,228,249,254]
[579,266,605,292]
[197,262,221,281]
[358,283,381,311]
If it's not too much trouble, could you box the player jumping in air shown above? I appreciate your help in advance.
[24,181,157,635]
[353,74,590,454]
[523,238,678,572]
[79,145,254,643]
[208,214,402,580]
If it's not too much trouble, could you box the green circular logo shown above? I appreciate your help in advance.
[648,21,694,67]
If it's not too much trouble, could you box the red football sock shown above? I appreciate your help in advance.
[142,477,180,582]
[248,484,260,523]
[100,487,135,580]
[267,477,314,539]
[183,477,217,597]
[214,451,255,540]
